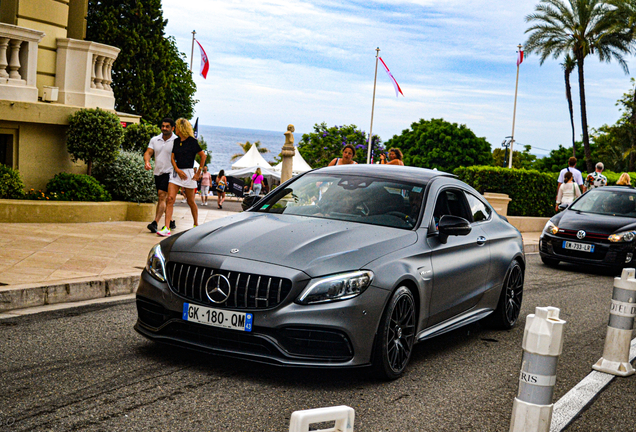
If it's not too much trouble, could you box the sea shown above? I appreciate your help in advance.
[197,125,296,174]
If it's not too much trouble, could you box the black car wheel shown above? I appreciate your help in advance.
[541,256,560,267]
[373,286,416,380]
[486,260,523,329]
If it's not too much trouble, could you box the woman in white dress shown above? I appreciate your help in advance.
[556,171,581,211]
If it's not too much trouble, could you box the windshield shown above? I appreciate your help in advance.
[569,188,636,217]
[252,173,427,229]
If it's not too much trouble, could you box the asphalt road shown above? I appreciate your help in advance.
[0,254,634,432]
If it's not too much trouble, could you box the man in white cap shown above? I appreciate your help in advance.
[584,162,607,191]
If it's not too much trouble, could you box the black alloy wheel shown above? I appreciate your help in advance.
[486,260,524,329]
[373,286,416,380]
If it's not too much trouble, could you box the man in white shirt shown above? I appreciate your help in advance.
[557,156,586,202]
[144,118,178,233]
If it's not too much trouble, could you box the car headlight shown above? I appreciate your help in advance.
[296,271,374,305]
[543,220,559,235]
[145,244,167,282]
[608,230,636,242]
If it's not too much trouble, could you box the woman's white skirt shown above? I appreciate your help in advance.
[169,168,197,189]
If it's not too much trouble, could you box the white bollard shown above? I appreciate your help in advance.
[592,268,636,377]
[289,405,355,432]
[510,306,566,432]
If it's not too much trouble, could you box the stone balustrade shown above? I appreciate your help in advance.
[55,38,120,109]
[0,23,45,102]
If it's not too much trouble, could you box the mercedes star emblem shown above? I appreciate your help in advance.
[231,249,239,254]
[205,274,232,304]
[577,230,586,239]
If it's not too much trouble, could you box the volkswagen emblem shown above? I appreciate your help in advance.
[204,274,231,304]
[577,230,586,239]
[231,249,239,254]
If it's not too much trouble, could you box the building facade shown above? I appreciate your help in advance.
[0,0,139,190]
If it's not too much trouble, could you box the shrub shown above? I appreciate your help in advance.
[0,164,25,198]
[454,166,558,217]
[46,173,111,201]
[122,122,161,153]
[602,170,636,185]
[93,150,157,203]
[67,108,123,175]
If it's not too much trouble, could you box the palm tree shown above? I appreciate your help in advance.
[560,54,577,157]
[525,0,631,173]
[230,140,270,161]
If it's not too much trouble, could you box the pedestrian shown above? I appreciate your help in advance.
[328,144,358,166]
[144,117,178,233]
[556,171,581,211]
[157,118,207,236]
[557,157,585,204]
[379,148,404,166]
[215,169,228,209]
[200,166,212,206]
[250,168,264,195]
[616,172,632,186]
[584,162,607,190]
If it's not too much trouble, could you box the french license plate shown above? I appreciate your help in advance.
[183,303,253,332]
[563,241,594,253]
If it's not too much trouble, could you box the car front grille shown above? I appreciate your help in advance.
[166,261,293,310]
[555,229,610,244]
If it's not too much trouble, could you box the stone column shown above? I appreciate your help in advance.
[281,124,295,183]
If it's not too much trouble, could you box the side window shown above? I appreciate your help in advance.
[465,193,492,223]
[432,189,470,229]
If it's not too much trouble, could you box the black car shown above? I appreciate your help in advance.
[540,186,636,270]
[136,165,525,379]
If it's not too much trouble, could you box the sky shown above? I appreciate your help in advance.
[162,0,636,157]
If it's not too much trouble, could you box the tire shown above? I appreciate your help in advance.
[541,256,560,267]
[372,286,416,380]
[486,260,524,330]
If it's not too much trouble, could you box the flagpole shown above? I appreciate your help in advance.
[509,43,522,169]
[367,47,380,165]
[190,30,196,72]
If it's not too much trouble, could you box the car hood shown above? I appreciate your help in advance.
[555,210,636,234]
[170,213,418,277]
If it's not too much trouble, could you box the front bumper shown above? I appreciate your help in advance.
[135,267,389,368]
[539,233,635,268]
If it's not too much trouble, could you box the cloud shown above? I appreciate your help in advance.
[163,0,634,155]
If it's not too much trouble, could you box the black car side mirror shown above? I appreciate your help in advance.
[558,203,569,211]
[242,195,262,211]
[438,215,472,244]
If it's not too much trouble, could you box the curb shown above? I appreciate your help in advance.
[0,272,140,313]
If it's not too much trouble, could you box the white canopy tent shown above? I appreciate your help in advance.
[231,144,273,170]
[272,147,313,176]
[212,166,281,180]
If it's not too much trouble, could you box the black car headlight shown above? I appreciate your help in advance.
[543,220,559,235]
[296,271,374,305]
[608,230,636,243]
[145,244,167,282]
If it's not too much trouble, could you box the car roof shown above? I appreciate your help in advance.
[591,186,636,193]
[309,164,455,184]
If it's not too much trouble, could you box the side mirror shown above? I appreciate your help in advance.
[438,215,472,244]
[558,203,569,211]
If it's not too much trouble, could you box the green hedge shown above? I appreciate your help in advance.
[46,173,111,201]
[454,166,558,217]
[602,171,636,185]
[0,164,25,199]
[93,150,156,203]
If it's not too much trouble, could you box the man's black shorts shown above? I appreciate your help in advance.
[154,173,170,192]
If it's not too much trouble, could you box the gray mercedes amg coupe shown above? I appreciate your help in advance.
[135,165,525,379]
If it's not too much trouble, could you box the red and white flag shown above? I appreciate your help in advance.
[516,49,524,66]
[379,57,404,97]
[196,40,209,79]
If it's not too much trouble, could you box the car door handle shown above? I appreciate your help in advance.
[477,236,487,246]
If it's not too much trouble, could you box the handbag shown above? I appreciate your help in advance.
[216,182,226,192]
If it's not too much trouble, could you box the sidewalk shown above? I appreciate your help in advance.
[0,198,541,314]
